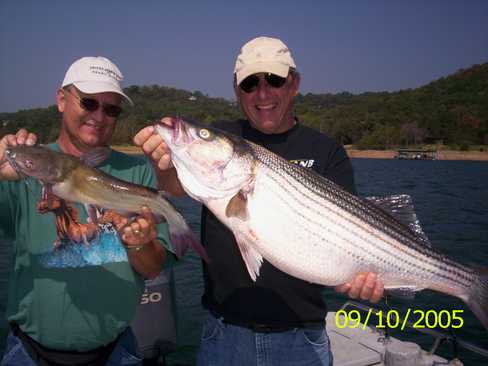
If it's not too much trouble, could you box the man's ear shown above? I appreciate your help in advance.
[291,72,301,96]
[233,80,242,109]
[233,76,240,98]
[56,88,66,113]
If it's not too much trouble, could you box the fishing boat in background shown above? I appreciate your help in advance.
[395,148,438,160]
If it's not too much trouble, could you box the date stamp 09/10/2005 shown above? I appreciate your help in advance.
[335,309,464,331]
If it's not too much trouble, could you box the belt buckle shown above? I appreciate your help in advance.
[251,323,292,333]
[251,323,274,333]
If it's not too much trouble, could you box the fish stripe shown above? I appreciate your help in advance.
[248,142,474,289]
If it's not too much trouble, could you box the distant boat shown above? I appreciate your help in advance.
[395,148,437,160]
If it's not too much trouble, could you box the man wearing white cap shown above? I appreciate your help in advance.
[0,56,168,365]
[135,36,384,365]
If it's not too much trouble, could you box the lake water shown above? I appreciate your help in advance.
[1,158,488,365]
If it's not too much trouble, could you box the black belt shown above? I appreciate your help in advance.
[212,312,324,333]
[10,323,120,366]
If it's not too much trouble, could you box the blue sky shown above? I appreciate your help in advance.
[1,0,487,113]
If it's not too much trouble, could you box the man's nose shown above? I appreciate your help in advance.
[91,104,106,121]
[256,77,271,98]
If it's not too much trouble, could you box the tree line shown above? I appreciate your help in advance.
[1,62,487,150]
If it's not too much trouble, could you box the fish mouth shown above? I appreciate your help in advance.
[4,148,18,170]
[156,117,193,146]
[4,147,27,178]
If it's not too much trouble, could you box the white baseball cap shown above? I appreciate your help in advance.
[61,56,133,105]
[234,36,297,85]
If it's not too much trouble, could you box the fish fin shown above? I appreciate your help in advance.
[157,190,172,199]
[40,184,56,209]
[235,232,263,282]
[365,194,432,247]
[171,228,209,263]
[44,185,54,209]
[226,190,249,220]
[465,268,488,330]
[80,147,111,167]
[384,285,422,300]
[161,195,209,262]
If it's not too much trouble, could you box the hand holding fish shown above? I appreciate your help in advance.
[134,118,186,196]
[335,272,385,304]
[103,206,159,249]
[103,206,167,279]
[0,129,38,180]
[133,119,173,171]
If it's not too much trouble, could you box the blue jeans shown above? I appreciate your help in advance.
[1,327,142,366]
[196,313,333,366]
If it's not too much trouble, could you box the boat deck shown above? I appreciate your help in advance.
[327,310,448,366]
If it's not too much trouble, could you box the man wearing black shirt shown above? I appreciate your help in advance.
[135,36,384,366]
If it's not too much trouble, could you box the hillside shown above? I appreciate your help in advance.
[295,62,488,148]
[1,62,487,149]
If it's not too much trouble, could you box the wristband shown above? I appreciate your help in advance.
[125,244,145,252]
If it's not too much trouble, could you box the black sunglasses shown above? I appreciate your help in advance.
[239,73,288,93]
[65,88,123,118]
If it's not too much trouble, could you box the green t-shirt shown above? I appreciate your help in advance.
[0,143,170,351]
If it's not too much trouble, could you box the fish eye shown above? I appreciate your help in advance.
[199,129,212,140]
[25,159,34,169]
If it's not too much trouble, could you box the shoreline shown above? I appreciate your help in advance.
[112,145,488,161]
[345,149,488,161]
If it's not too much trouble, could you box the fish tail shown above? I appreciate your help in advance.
[167,210,209,262]
[155,195,209,262]
[466,268,488,330]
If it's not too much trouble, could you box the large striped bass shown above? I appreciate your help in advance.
[5,144,207,260]
[154,118,488,330]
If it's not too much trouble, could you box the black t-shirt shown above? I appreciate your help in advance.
[201,119,356,326]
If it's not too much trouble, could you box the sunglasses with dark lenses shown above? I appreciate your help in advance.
[66,88,123,118]
[239,73,288,93]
